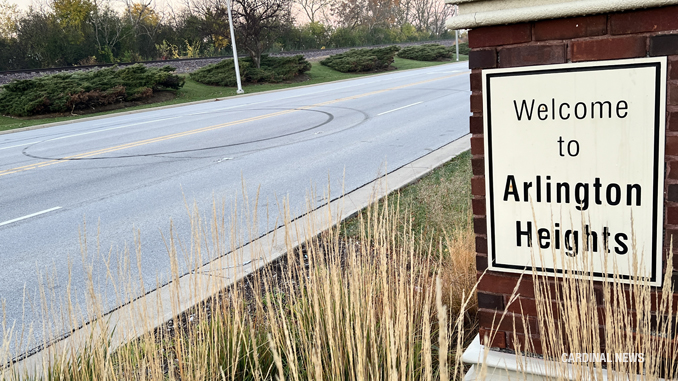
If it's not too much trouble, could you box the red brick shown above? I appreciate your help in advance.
[499,43,567,68]
[478,272,536,299]
[670,58,678,80]
[477,254,488,271]
[474,216,487,235]
[470,115,483,134]
[669,109,678,132]
[469,48,497,69]
[479,328,507,349]
[571,35,647,62]
[508,333,543,355]
[471,175,485,196]
[472,197,486,216]
[470,92,482,113]
[505,296,561,319]
[469,24,532,48]
[471,136,484,155]
[649,291,678,313]
[668,161,678,179]
[667,205,678,225]
[470,69,482,91]
[610,5,678,35]
[670,82,678,106]
[472,156,484,175]
[476,236,488,254]
[667,136,678,156]
[534,15,607,41]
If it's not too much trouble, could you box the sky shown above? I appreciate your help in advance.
[9,0,38,11]
[7,0,183,12]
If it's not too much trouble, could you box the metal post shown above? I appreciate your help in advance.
[227,0,244,94]
[455,29,459,62]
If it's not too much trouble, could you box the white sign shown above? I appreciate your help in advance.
[483,57,666,285]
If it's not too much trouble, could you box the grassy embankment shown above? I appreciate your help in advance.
[0,56,468,133]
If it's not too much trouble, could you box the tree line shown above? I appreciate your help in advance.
[0,0,456,70]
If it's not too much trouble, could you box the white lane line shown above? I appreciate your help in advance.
[377,101,423,116]
[0,141,42,151]
[47,117,180,141]
[0,206,62,227]
[0,117,180,151]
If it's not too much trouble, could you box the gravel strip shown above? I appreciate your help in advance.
[0,40,457,85]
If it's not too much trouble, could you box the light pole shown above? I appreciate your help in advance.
[455,29,459,61]
[226,0,244,94]
[454,5,459,62]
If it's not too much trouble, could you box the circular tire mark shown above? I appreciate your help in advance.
[22,108,335,161]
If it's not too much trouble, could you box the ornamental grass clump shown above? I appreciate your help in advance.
[478,220,678,380]
[320,46,400,72]
[190,55,311,87]
[397,44,453,61]
[0,180,478,380]
[0,64,184,117]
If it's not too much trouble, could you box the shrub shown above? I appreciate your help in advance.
[457,42,470,55]
[190,55,311,87]
[397,44,452,61]
[320,46,400,72]
[0,64,184,117]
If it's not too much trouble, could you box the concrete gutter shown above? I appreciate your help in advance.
[445,0,678,29]
[11,134,471,377]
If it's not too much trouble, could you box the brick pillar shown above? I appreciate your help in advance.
[469,5,678,354]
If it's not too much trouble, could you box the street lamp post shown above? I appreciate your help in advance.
[455,30,459,61]
[454,5,459,62]
[226,0,244,94]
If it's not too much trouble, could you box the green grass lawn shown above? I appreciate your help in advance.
[341,150,472,253]
[0,56,468,133]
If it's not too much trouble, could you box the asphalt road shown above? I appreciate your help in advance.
[0,62,470,357]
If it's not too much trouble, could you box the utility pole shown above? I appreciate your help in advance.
[227,0,244,94]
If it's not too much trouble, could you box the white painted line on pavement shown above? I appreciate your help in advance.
[377,101,423,116]
[0,141,42,151]
[0,117,180,151]
[0,206,62,227]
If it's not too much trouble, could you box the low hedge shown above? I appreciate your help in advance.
[397,44,452,61]
[190,55,311,87]
[320,46,400,73]
[0,64,184,117]
[457,42,470,55]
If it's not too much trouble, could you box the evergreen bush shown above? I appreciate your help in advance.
[320,46,400,73]
[457,42,470,55]
[190,55,311,87]
[397,44,452,61]
[0,64,184,117]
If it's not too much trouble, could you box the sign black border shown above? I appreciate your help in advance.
[485,62,663,283]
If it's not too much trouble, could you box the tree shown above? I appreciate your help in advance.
[0,0,20,39]
[409,0,452,36]
[91,2,129,62]
[232,0,292,68]
[333,0,402,30]
[294,0,331,24]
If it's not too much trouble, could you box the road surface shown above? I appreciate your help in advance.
[0,61,470,357]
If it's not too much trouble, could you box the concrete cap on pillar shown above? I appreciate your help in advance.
[445,0,678,29]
